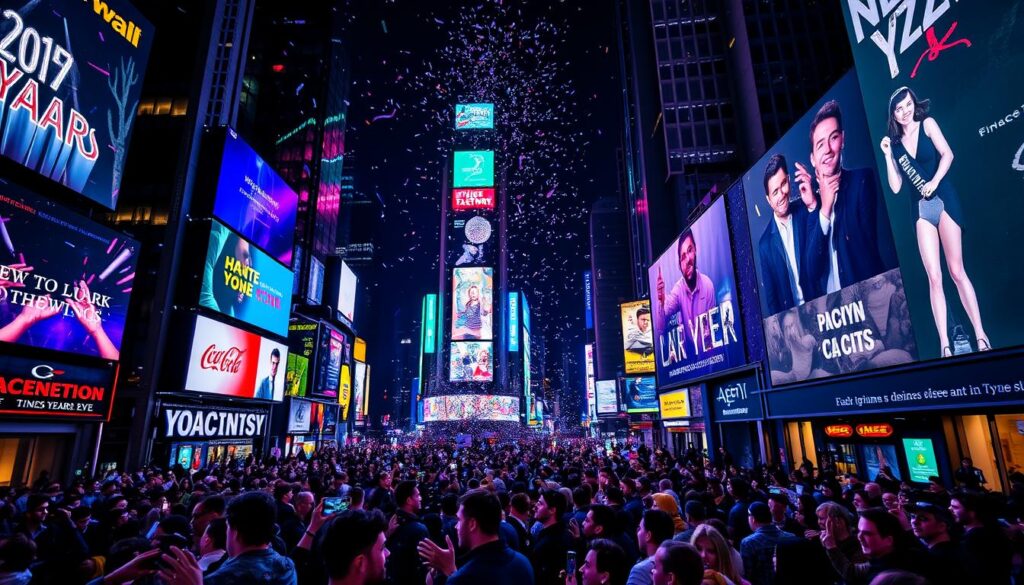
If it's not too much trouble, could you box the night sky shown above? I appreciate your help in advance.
[340,0,622,412]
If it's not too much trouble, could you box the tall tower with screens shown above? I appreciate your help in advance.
[421,103,522,429]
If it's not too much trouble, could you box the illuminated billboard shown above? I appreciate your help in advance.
[288,399,312,433]
[200,221,292,337]
[307,257,324,305]
[422,294,438,354]
[0,354,117,421]
[450,216,493,267]
[454,103,495,130]
[449,341,493,382]
[524,328,533,424]
[622,377,658,413]
[354,338,367,362]
[658,387,690,420]
[353,361,367,424]
[339,363,351,420]
[0,0,153,209]
[452,188,496,211]
[337,261,357,324]
[742,72,916,386]
[286,317,318,398]
[213,129,299,266]
[0,185,139,360]
[452,151,494,188]
[595,380,618,415]
[452,267,493,340]
[648,196,745,387]
[185,315,287,402]
[508,293,520,352]
[841,5,1024,362]
[621,300,655,374]
[584,344,596,417]
[423,394,519,422]
[313,326,347,399]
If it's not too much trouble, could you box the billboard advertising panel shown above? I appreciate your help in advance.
[524,328,533,423]
[709,372,762,422]
[903,438,940,484]
[339,363,351,420]
[452,188,496,211]
[161,404,267,440]
[622,376,658,413]
[742,72,917,386]
[423,294,437,354]
[841,4,1024,361]
[621,300,655,374]
[286,318,317,398]
[452,151,494,188]
[659,387,691,420]
[200,221,292,337]
[353,361,366,424]
[455,103,495,130]
[649,196,745,387]
[595,380,618,415]
[213,129,299,266]
[337,261,356,324]
[583,271,594,329]
[354,338,367,362]
[184,315,287,402]
[0,354,116,421]
[584,344,595,417]
[313,326,347,399]
[307,257,324,305]
[450,215,493,267]
[508,293,520,352]
[0,0,153,209]
[0,185,139,360]
[449,341,493,382]
[522,293,531,332]
[288,399,312,433]
[422,394,519,422]
[452,267,493,340]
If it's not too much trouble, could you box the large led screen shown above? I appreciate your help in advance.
[337,261,356,324]
[622,376,658,413]
[353,361,366,424]
[422,394,519,422]
[200,221,292,337]
[313,325,346,399]
[508,292,520,352]
[452,267,493,340]
[658,387,691,420]
[0,184,138,360]
[0,0,153,209]
[213,129,299,266]
[523,328,533,422]
[185,315,287,402]
[452,151,494,188]
[595,380,618,415]
[449,341,493,382]
[449,216,493,267]
[742,72,917,386]
[621,300,655,374]
[648,196,745,387]
[455,103,495,130]
[287,399,311,433]
[0,354,117,421]
[286,318,317,398]
[584,344,595,417]
[841,4,1024,361]
[452,188,495,211]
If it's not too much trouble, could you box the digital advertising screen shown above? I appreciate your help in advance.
[452,150,494,188]
[422,294,438,354]
[452,188,496,211]
[0,353,117,421]
[621,300,655,374]
[184,315,287,402]
[523,328,533,422]
[286,317,317,398]
[903,438,940,483]
[339,363,352,420]
[658,387,691,420]
[0,183,139,360]
[321,403,338,434]
[313,326,346,399]
[584,344,595,417]
[212,129,299,266]
[0,0,153,209]
[452,267,493,340]
[307,256,324,305]
[353,361,366,424]
[354,337,367,362]
[200,221,292,337]
[449,341,493,382]
[422,394,519,422]
[508,292,520,352]
[454,103,495,130]
[622,376,658,413]
[648,196,745,387]
[742,72,916,386]
[449,215,494,267]
[595,380,619,415]
[287,399,312,433]
[337,261,356,324]
[841,3,1024,361]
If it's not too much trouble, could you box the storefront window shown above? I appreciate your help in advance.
[959,415,1002,492]
[995,414,1024,479]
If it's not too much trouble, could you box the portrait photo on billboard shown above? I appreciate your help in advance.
[841,2,1024,361]
[0,183,138,360]
[451,267,493,340]
[449,341,493,382]
[621,376,658,413]
[648,196,745,387]
[742,72,918,385]
[0,0,153,209]
[200,221,292,337]
[621,300,655,374]
[212,129,299,266]
[184,315,287,402]
[449,215,494,267]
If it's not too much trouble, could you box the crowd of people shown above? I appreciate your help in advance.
[0,435,1021,585]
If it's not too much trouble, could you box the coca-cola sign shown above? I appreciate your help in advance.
[185,315,287,402]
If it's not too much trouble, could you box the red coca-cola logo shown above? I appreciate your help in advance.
[200,345,246,373]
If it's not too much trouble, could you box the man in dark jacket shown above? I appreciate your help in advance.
[507,492,535,555]
[531,489,573,585]
[418,489,533,585]
[385,481,429,584]
[367,472,396,516]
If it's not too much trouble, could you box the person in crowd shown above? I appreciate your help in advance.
[629,509,675,585]
[766,493,801,535]
[530,489,575,585]
[509,492,536,553]
[949,491,1012,584]
[726,480,753,542]
[740,502,797,585]
[368,472,396,516]
[320,509,389,585]
[386,480,429,584]
[692,524,747,585]
[191,495,226,552]
[0,534,34,585]
[198,517,229,574]
[651,541,704,585]
[568,538,629,585]
[651,494,685,536]
[822,507,931,585]
[581,504,639,564]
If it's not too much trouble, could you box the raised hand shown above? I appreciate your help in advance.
[794,162,815,210]
[879,136,892,157]
[418,534,457,578]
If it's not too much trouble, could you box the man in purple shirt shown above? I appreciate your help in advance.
[655,229,716,354]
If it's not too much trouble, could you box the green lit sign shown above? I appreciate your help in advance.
[452,151,494,188]
[902,438,939,484]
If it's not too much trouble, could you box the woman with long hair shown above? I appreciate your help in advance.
[880,87,989,356]
[691,524,749,585]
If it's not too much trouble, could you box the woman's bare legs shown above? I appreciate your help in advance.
[938,211,989,349]
[917,218,948,353]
